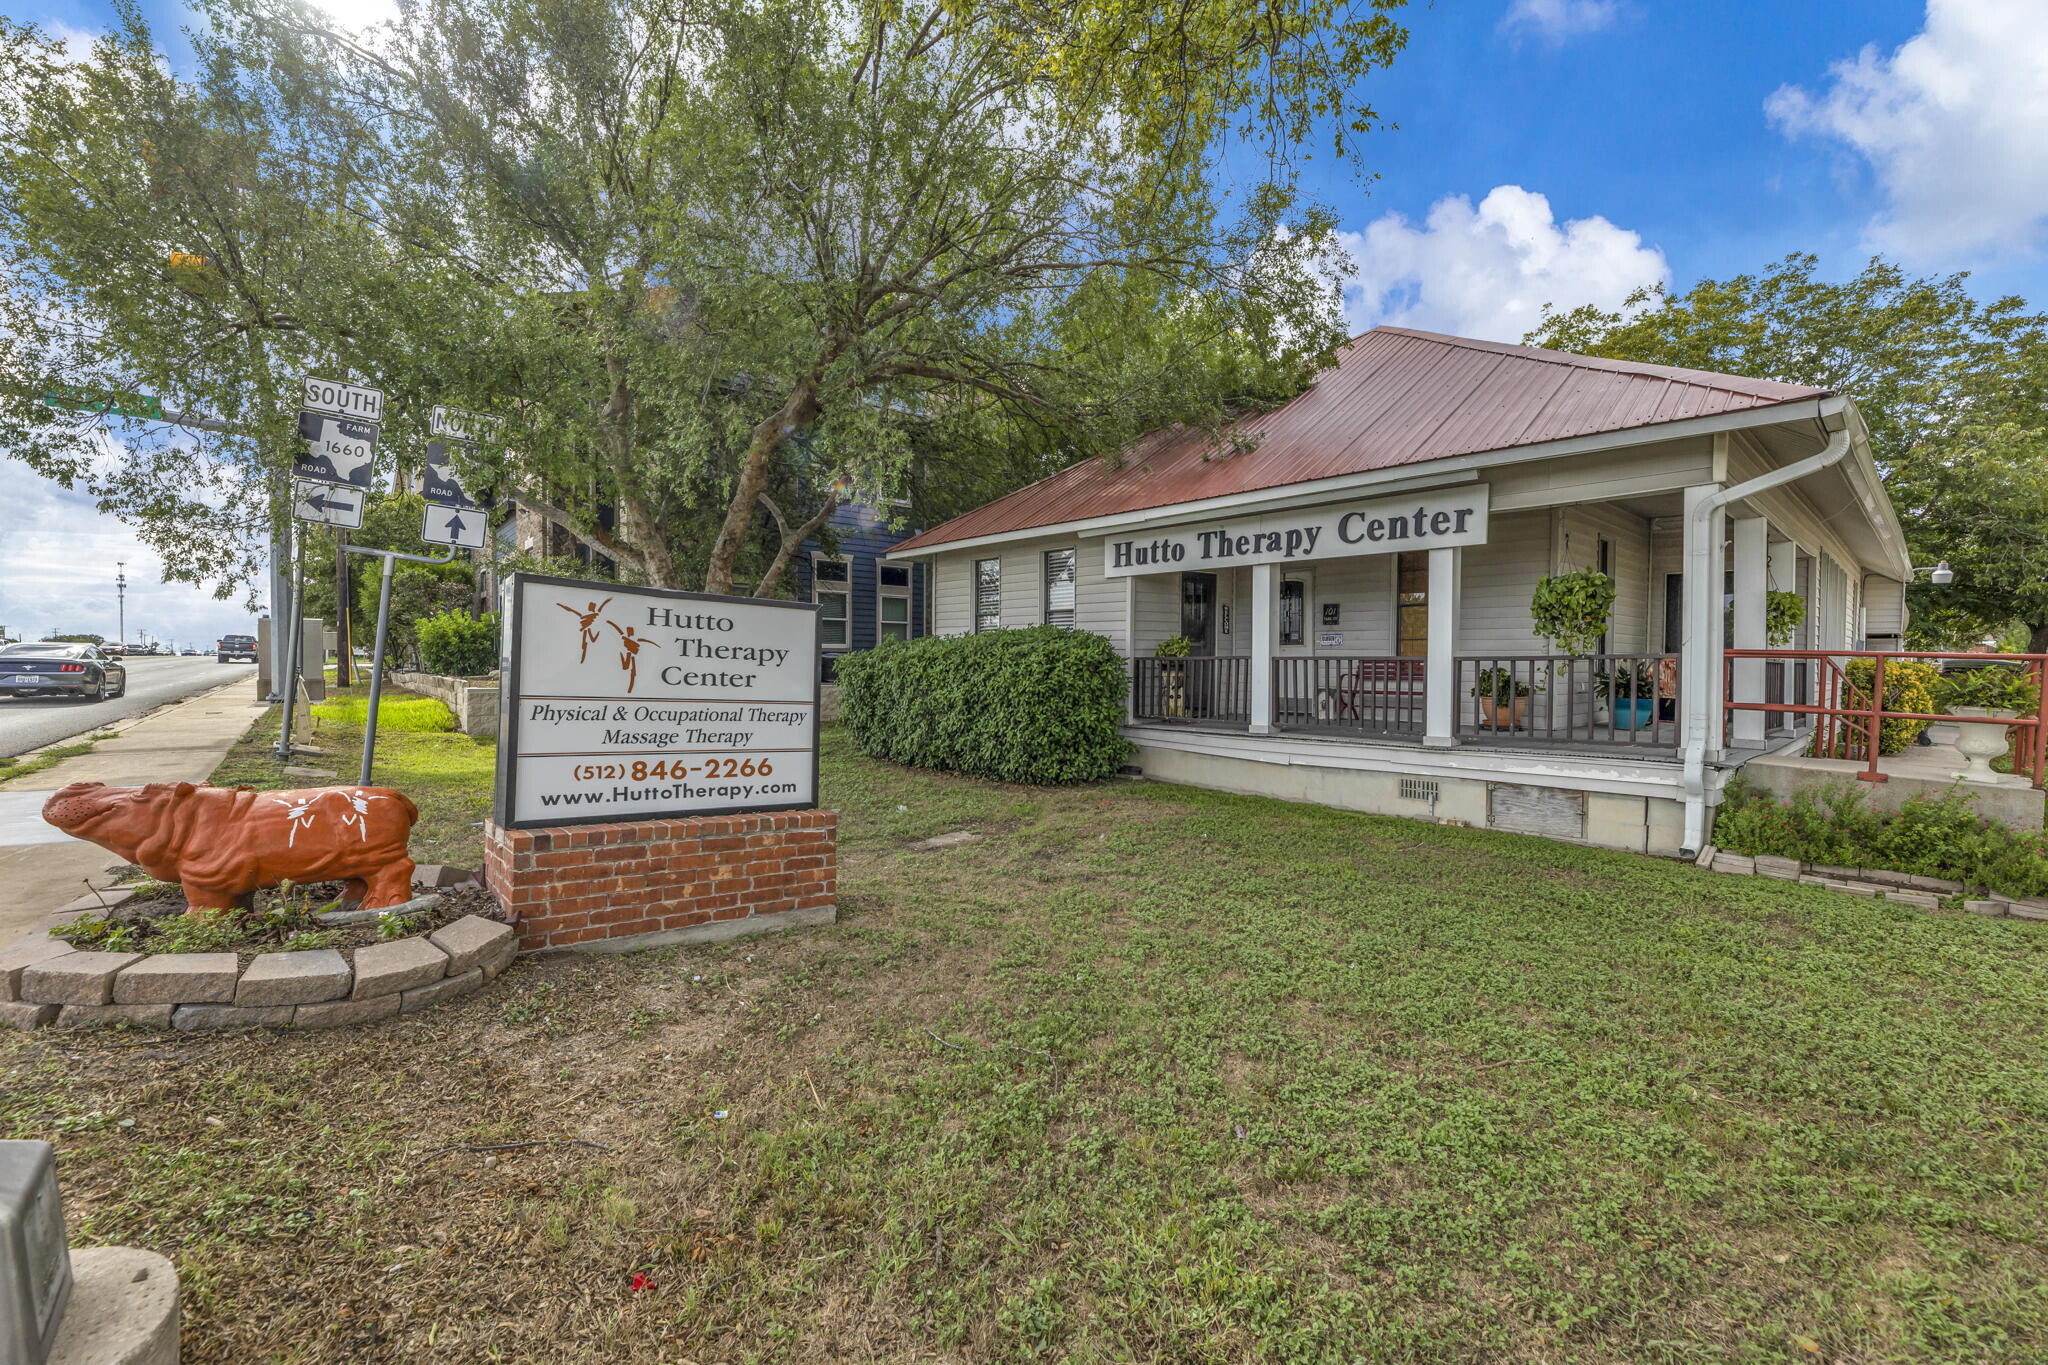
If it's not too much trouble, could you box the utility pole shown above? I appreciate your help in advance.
[115,562,126,650]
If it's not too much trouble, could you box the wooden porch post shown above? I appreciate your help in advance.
[1681,484,1727,759]
[1249,562,1275,734]
[1730,516,1769,747]
[1424,546,1461,747]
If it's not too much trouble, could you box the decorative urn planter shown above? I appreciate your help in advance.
[1948,707,2017,783]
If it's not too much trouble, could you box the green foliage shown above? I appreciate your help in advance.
[1935,667,2040,715]
[836,627,1131,784]
[310,695,456,733]
[1528,570,1615,657]
[1765,590,1805,647]
[1592,658,1652,701]
[1714,778,2048,900]
[1152,636,1193,658]
[414,610,499,677]
[40,633,102,644]
[1811,658,1940,756]
[1470,667,1540,703]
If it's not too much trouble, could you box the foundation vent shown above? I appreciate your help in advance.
[1398,777,1440,803]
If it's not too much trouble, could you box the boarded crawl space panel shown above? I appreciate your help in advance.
[1488,784,1586,841]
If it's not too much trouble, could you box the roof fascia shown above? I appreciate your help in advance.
[888,395,1850,560]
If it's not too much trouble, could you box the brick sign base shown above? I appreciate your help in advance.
[484,810,837,952]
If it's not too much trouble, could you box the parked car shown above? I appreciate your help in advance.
[0,642,127,701]
[216,634,258,663]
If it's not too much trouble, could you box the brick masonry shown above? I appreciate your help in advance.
[484,809,838,951]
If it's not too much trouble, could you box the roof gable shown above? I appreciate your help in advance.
[893,326,1831,552]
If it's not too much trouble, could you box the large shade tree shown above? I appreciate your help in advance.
[1,0,1410,598]
[1527,255,2048,650]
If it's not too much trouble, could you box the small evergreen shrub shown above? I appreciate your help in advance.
[835,627,1131,784]
[1812,658,1939,756]
[415,609,499,676]
[1713,777,2048,900]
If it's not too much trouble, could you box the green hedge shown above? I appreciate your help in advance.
[1713,777,2048,900]
[834,627,1131,784]
[415,609,499,677]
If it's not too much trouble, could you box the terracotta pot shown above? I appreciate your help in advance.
[1476,696,1527,730]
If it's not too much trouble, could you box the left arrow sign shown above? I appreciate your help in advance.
[292,479,365,529]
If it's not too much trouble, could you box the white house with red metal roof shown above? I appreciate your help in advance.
[887,327,1913,856]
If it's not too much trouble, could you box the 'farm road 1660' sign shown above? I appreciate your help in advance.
[494,574,820,828]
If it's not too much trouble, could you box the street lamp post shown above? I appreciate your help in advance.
[115,562,127,650]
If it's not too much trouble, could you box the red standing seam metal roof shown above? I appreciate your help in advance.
[891,326,1832,553]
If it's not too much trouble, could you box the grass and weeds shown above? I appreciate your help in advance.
[7,729,2048,1361]
[212,684,490,864]
[0,731,119,784]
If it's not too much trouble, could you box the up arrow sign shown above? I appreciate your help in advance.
[421,501,486,550]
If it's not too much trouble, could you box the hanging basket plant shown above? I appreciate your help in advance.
[1529,569,1616,657]
[1765,590,1805,647]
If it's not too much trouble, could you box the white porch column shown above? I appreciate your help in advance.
[1249,561,1275,734]
[1730,516,1769,746]
[1681,485,1728,759]
[1424,546,1461,747]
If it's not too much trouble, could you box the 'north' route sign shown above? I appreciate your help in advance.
[292,480,365,529]
[301,375,384,424]
[494,574,820,828]
[421,503,487,549]
[295,412,377,489]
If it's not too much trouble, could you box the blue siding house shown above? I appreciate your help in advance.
[793,497,927,680]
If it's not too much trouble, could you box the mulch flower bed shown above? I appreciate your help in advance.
[53,880,508,962]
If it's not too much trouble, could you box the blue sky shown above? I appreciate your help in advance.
[7,0,2047,641]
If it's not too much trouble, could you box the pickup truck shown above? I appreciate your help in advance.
[216,634,258,663]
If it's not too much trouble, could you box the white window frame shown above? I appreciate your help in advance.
[975,557,1002,633]
[1043,547,1077,629]
[813,552,853,652]
[877,562,914,644]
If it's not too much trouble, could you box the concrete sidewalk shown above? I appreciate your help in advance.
[0,680,272,942]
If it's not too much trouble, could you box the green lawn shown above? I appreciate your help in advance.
[6,726,2048,1362]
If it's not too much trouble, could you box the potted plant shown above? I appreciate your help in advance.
[1933,666,2039,781]
[1154,636,1192,720]
[1470,666,1540,729]
[1593,658,1656,730]
[1765,590,1805,647]
[1529,570,1616,659]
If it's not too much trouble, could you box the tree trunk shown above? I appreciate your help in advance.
[616,492,680,588]
[333,533,353,687]
[754,492,841,598]
[2028,621,2048,655]
[703,375,822,596]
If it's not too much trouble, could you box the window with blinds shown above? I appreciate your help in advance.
[813,555,851,649]
[1396,551,1429,658]
[975,558,1002,632]
[1043,548,1076,628]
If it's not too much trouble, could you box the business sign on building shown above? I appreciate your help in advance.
[1103,486,1489,577]
[494,574,820,828]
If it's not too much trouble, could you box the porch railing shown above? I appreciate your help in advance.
[1724,649,2048,787]
[1130,656,1252,724]
[1455,654,1680,747]
[1274,656,1424,735]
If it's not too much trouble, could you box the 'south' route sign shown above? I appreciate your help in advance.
[494,574,820,828]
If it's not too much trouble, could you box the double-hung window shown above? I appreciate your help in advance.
[974,558,1002,632]
[813,555,851,650]
[1043,548,1077,628]
[878,564,913,643]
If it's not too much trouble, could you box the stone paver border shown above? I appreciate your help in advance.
[0,913,516,1031]
[1693,845,2048,919]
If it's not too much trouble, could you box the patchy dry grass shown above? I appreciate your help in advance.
[7,728,2048,1362]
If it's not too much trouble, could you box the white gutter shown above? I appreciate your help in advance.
[1679,405,1852,856]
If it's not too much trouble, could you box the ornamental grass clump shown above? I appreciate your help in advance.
[835,627,1131,784]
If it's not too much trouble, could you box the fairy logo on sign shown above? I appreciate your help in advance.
[555,597,661,691]
[558,598,612,663]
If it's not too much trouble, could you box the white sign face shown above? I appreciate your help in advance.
[422,503,486,549]
[296,412,377,488]
[292,479,365,528]
[496,575,820,827]
[301,375,383,424]
[430,405,485,440]
[1103,486,1489,578]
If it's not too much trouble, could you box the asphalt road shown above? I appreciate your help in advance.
[0,655,257,760]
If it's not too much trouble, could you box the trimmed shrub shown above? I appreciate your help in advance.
[835,627,1131,784]
[1812,658,1939,757]
[1713,777,2048,900]
[415,609,499,677]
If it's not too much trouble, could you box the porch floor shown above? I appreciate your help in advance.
[1130,717,1784,767]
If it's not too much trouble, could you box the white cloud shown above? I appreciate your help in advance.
[0,472,257,650]
[1767,0,2048,262]
[1500,0,1620,44]
[1336,185,1669,343]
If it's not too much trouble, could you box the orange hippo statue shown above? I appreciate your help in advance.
[42,781,420,912]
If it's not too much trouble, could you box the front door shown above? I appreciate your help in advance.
[1180,573,1217,655]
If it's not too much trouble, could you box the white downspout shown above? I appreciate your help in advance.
[1679,409,1851,856]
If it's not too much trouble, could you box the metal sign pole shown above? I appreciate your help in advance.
[274,523,308,760]
[348,543,458,787]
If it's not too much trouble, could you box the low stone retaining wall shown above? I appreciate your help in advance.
[485,809,837,952]
[0,914,516,1031]
[1697,846,2048,918]
[391,670,500,737]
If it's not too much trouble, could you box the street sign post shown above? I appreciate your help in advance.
[294,412,377,489]
[422,504,487,550]
[346,542,459,786]
[301,375,384,424]
[291,480,365,529]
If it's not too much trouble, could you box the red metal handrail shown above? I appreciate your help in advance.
[1723,648,2048,787]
